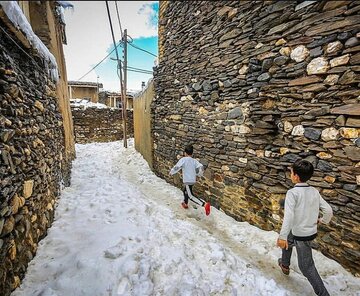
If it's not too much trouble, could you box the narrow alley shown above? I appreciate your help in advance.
[12,141,360,296]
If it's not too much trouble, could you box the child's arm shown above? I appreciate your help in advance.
[278,191,296,249]
[318,195,333,224]
[195,160,204,177]
[170,158,184,176]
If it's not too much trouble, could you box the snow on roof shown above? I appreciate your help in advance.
[55,1,74,25]
[70,98,110,110]
[56,1,74,9]
[0,1,59,82]
[68,81,103,88]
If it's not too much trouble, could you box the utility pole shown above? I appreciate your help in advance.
[123,29,128,148]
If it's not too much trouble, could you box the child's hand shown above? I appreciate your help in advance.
[277,238,289,250]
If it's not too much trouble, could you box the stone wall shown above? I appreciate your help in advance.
[154,0,360,275]
[71,107,134,144]
[0,21,70,294]
[134,81,154,169]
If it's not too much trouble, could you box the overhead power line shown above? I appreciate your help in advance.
[128,41,158,58]
[77,41,122,81]
[115,1,123,39]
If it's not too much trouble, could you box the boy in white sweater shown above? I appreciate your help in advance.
[277,159,333,296]
[170,145,210,215]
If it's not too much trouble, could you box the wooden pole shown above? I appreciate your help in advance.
[123,29,128,148]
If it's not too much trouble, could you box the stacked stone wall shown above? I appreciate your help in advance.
[155,0,360,275]
[0,21,69,294]
[71,107,134,144]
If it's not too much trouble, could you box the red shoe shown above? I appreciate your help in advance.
[204,202,211,216]
[181,202,188,209]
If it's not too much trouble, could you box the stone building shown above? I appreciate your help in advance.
[151,0,360,275]
[68,80,103,103]
[0,1,75,294]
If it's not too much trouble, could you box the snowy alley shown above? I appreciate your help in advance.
[12,140,360,296]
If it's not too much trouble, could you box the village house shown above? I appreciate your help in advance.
[68,80,103,103]
[99,90,134,109]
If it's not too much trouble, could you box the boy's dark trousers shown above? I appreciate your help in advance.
[282,232,330,296]
[183,185,193,204]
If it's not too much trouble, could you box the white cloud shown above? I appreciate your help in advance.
[63,1,157,84]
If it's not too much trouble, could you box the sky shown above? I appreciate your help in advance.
[63,1,158,92]
[12,140,360,296]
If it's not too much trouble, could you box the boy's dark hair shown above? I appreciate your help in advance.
[292,159,314,182]
[184,144,193,155]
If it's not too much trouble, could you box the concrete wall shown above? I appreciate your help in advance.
[155,0,360,275]
[134,81,154,168]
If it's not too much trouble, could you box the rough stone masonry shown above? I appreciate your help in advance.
[0,21,70,294]
[154,1,360,275]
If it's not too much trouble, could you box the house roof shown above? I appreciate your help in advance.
[68,81,103,88]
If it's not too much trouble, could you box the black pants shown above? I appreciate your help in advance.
[183,185,193,204]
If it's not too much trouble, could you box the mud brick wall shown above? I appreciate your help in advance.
[71,107,134,144]
[154,1,360,275]
[0,22,70,294]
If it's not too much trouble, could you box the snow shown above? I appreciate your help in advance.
[56,1,74,9]
[12,140,360,296]
[56,1,74,24]
[0,1,59,82]
[70,98,109,110]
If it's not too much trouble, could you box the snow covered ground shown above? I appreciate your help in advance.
[12,140,360,296]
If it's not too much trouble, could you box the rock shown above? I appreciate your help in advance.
[283,121,293,133]
[280,47,291,56]
[331,104,360,116]
[288,75,322,86]
[262,59,273,71]
[274,56,288,66]
[345,37,360,48]
[23,180,34,199]
[34,100,44,112]
[228,107,244,121]
[324,176,336,183]
[317,160,333,172]
[321,127,339,141]
[343,184,357,191]
[192,82,202,91]
[307,57,329,75]
[338,70,359,85]
[335,115,346,126]
[219,28,242,42]
[280,147,289,155]
[310,46,323,58]
[306,106,330,117]
[304,128,322,140]
[330,54,350,67]
[344,146,360,161]
[326,41,343,55]
[238,65,249,75]
[324,74,339,85]
[357,175,360,185]
[1,216,15,236]
[0,129,15,143]
[290,45,310,62]
[346,118,360,127]
[257,73,271,81]
[275,38,287,46]
[202,80,212,91]
[292,125,305,136]
[317,152,332,159]
[340,128,358,139]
